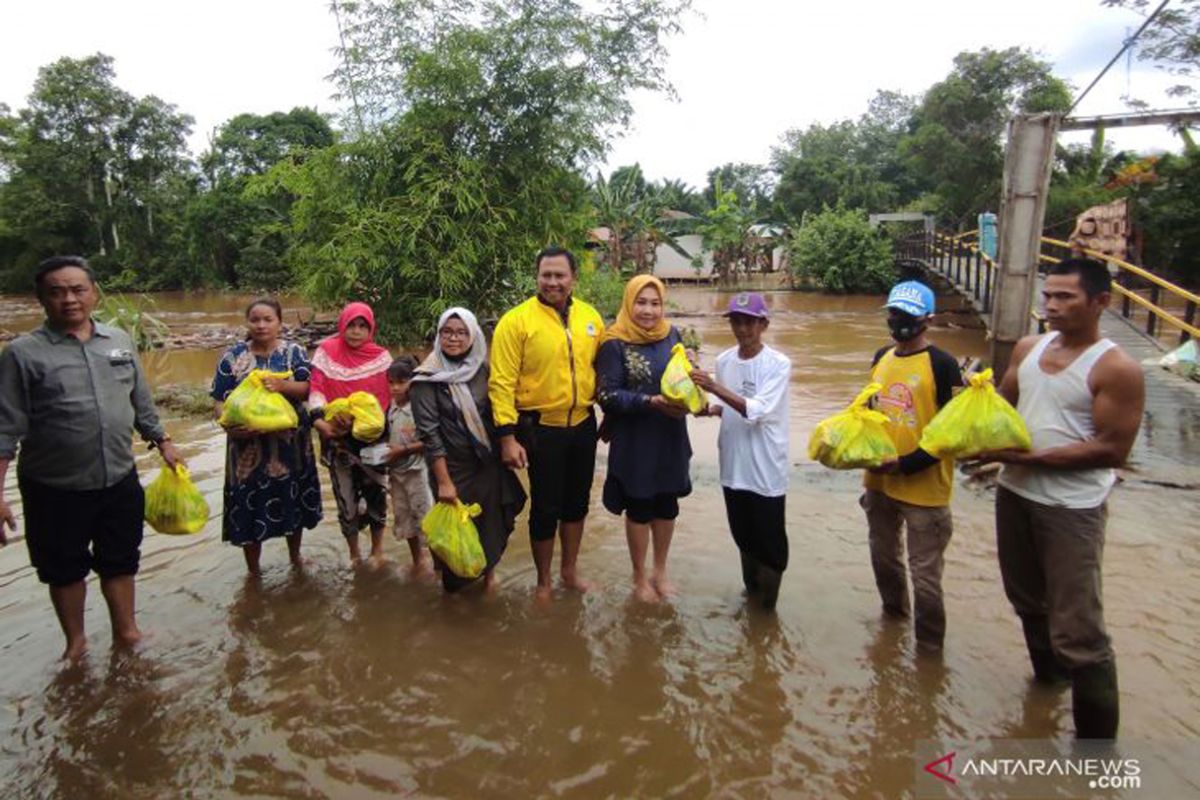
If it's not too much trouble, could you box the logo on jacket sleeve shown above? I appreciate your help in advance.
[586,323,597,337]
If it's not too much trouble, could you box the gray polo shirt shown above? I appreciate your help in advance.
[0,320,165,490]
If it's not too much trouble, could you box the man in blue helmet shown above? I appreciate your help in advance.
[862,280,963,651]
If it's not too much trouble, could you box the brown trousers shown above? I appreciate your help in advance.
[995,486,1113,670]
[861,489,953,645]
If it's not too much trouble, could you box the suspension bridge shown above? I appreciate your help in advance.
[896,228,1200,469]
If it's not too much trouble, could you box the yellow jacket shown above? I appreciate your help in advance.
[489,295,605,430]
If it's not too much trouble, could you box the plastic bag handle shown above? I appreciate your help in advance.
[437,499,483,522]
[967,368,995,391]
[247,369,294,390]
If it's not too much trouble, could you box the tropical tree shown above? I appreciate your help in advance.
[201,108,334,186]
[652,177,705,216]
[187,108,334,289]
[1137,149,1200,286]
[1103,0,1200,106]
[263,0,690,343]
[771,90,921,223]
[1045,128,1129,240]
[704,162,772,214]
[901,47,1072,226]
[694,182,758,282]
[589,165,693,273]
[0,54,195,290]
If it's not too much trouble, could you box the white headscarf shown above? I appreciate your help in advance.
[413,307,491,452]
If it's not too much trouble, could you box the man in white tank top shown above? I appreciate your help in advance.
[981,258,1144,740]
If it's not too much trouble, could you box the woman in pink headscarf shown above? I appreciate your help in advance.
[310,302,393,567]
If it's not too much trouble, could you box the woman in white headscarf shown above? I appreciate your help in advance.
[411,307,527,592]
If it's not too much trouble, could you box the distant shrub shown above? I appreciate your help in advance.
[788,206,895,293]
[574,265,626,321]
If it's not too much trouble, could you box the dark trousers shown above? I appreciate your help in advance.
[996,486,1119,737]
[522,413,597,542]
[995,486,1113,670]
[19,469,145,586]
[722,487,788,573]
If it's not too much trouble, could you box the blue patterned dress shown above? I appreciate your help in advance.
[210,340,323,545]
[595,327,692,513]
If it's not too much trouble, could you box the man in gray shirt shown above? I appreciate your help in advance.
[0,256,180,660]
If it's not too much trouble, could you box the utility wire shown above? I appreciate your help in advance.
[1067,0,1171,116]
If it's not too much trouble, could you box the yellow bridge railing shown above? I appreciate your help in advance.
[897,229,1198,346]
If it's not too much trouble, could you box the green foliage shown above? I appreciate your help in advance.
[95,293,169,351]
[1045,128,1126,239]
[787,206,895,293]
[901,47,1071,225]
[590,164,692,273]
[1139,149,1200,287]
[574,264,626,321]
[653,178,706,216]
[330,0,690,153]
[266,0,687,343]
[772,90,920,223]
[704,163,772,214]
[0,54,197,290]
[201,108,334,184]
[694,181,757,281]
[188,108,335,290]
[1103,0,1199,105]
[255,125,590,343]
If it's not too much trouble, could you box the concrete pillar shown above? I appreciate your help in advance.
[990,112,1060,378]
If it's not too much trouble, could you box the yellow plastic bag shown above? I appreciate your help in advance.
[218,370,299,432]
[660,342,707,414]
[324,392,385,442]
[421,500,486,579]
[918,368,1032,459]
[144,464,210,535]
[807,383,899,469]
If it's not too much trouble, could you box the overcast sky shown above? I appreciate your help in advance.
[0,0,1188,188]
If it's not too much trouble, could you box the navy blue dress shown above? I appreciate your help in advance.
[211,340,323,545]
[595,327,692,514]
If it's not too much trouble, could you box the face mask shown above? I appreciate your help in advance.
[888,315,925,343]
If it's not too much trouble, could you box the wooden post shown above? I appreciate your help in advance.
[991,112,1060,378]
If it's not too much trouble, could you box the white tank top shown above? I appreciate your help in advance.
[997,332,1117,508]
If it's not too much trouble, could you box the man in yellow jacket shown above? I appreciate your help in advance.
[490,247,604,601]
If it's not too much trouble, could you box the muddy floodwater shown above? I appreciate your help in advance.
[1,288,1198,799]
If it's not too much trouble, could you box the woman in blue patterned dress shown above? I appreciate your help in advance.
[595,276,693,602]
[211,298,323,573]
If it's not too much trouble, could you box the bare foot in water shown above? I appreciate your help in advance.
[632,580,659,603]
[366,554,386,571]
[650,573,677,600]
[560,570,592,593]
[534,583,554,603]
[62,638,89,661]
[113,626,143,650]
[411,555,435,580]
[484,570,499,594]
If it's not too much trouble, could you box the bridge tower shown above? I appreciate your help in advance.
[991,113,1059,379]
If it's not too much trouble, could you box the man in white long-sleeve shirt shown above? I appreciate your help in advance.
[691,292,792,610]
